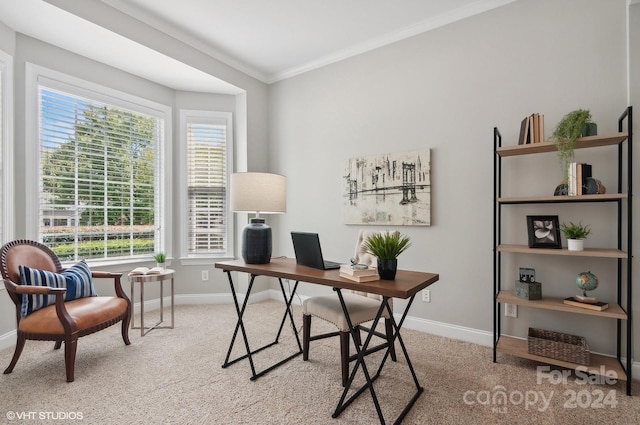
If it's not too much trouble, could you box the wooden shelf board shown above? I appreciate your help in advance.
[497,193,627,204]
[497,132,628,157]
[497,244,627,258]
[497,290,627,319]
[497,336,627,381]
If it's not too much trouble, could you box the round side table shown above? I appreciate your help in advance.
[128,269,175,336]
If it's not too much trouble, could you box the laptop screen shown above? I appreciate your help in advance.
[291,232,340,270]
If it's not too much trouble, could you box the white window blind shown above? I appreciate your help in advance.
[186,119,228,254]
[39,86,163,261]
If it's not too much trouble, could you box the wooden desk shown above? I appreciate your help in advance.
[215,258,439,425]
[216,258,437,298]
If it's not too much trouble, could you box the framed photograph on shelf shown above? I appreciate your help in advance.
[526,215,562,249]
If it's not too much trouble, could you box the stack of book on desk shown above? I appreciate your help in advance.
[339,264,379,282]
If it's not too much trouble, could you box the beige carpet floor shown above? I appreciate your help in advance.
[1,301,639,425]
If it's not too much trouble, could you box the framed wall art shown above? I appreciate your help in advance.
[526,215,562,249]
[343,149,431,226]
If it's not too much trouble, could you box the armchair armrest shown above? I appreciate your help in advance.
[4,279,67,295]
[90,271,130,304]
[4,278,76,332]
[91,271,123,279]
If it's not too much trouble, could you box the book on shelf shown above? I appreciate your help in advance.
[531,113,539,143]
[563,297,609,311]
[567,162,592,196]
[517,113,544,145]
[518,116,530,145]
[568,162,575,196]
[129,266,164,276]
[339,264,377,276]
[339,272,380,282]
[528,112,544,143]
[582,163,592,180]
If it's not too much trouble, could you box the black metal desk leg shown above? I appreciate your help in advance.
[277,279,303,352]
[333,288,386,424]
[332,292,424,425]
[222,272,258,377]
[221,272,303,381]
[381,295,424,424]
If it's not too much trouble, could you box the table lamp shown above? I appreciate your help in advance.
[230,172,286,264]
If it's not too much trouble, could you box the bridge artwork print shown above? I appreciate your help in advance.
[343,148,431,226]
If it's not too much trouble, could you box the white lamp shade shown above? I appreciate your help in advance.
[230,172,286,214]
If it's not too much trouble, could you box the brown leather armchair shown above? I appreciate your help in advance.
[1,240,131,382]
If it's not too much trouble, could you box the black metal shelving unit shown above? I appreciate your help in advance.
[492,106,633,396]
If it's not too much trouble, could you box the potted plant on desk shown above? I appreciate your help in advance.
[363,232,411,280]
[560,221,591,251]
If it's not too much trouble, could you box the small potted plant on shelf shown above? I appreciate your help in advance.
[552,109,593,178]
[363,232,411,280]
[560,221,591,251]
[154,252,166,269]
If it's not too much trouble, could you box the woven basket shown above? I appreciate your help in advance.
[527,328,590,365]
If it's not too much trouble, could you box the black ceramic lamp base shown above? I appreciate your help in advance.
[241,218,272,264]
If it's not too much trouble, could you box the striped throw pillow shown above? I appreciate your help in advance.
[18,260,97,318]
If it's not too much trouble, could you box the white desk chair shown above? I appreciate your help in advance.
[302,230,397,386]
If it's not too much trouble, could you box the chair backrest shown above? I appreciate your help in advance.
[352,230,399,301]
[0,240,62,307]
[353,230,379,268]
[353,229,400,267]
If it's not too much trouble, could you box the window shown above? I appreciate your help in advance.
[181,110,233,257]
[29,66,169,262]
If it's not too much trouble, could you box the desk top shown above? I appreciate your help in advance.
[215,258,439,299]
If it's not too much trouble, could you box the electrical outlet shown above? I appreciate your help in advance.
[505,303,517,318]
[201,270,209,281]
[422,289,430,302]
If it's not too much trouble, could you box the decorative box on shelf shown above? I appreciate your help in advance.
[515,280,542,300]
[527,328,590,366]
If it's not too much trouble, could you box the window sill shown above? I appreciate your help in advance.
[62,257,169,269]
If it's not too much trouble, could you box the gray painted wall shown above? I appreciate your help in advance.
[268,0,634,357]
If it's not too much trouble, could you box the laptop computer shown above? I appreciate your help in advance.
[291,232,341,270]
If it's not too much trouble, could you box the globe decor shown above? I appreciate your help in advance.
[575,271,599,303]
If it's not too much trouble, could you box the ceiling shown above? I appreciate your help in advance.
[0,0,517,92]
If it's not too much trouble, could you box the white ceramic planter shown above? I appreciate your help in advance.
[567,239,584,251]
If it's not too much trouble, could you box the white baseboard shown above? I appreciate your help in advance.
[130,292,233,315]
[400,314,493,346]
[0,291,272,351]
[1,290,638,383]
[0,329,16,352]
